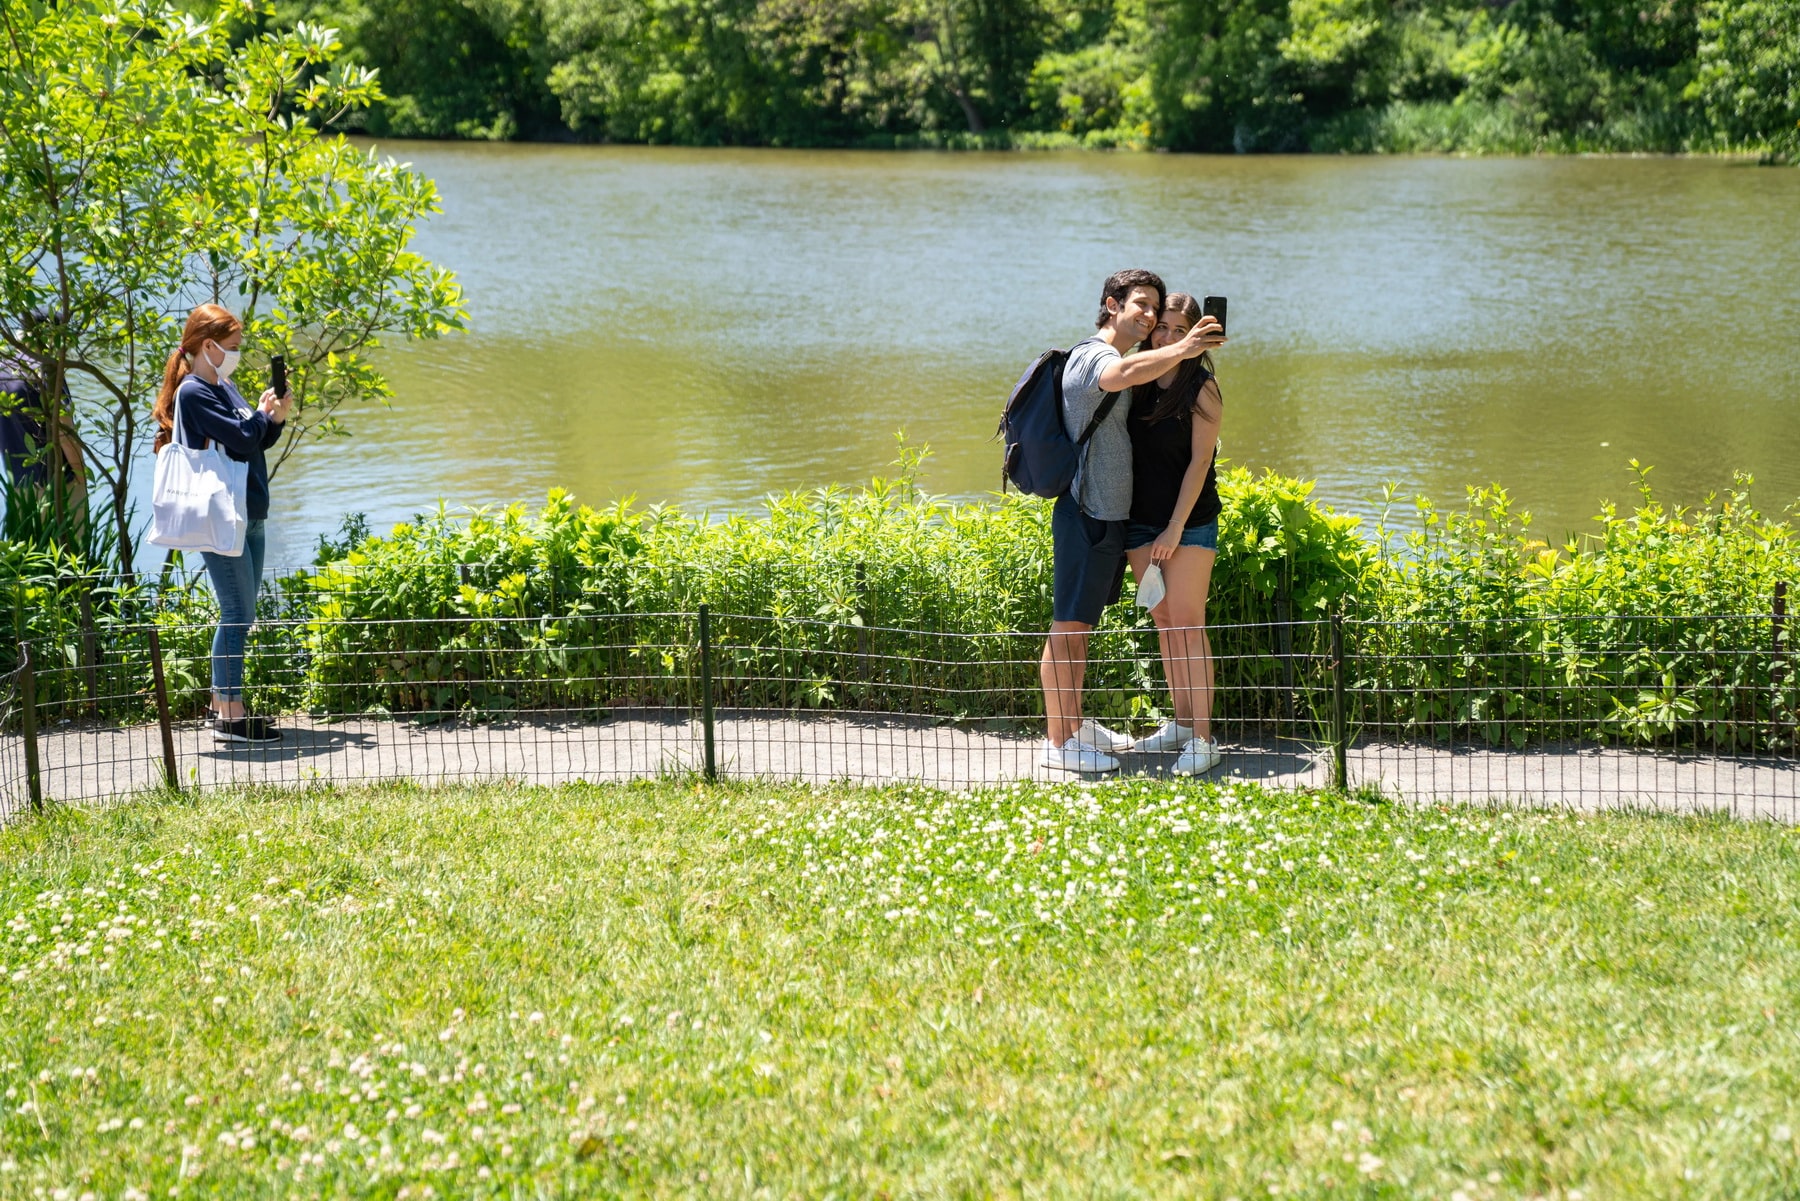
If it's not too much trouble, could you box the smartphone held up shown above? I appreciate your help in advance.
[1202,295,1227,338]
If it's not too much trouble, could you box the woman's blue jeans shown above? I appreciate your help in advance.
[201,519,266,702]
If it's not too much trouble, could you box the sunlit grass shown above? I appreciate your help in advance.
[2,780,1798,1198]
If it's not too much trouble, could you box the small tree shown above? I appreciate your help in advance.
[0,0,465,576]
[1692,0,1800,161]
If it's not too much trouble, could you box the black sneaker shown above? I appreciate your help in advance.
[209,707,278,728]
[211,715,281,744]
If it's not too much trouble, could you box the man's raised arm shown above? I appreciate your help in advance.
[1096,316,1225,392]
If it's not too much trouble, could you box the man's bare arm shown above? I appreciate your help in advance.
[1096,317,1225,391]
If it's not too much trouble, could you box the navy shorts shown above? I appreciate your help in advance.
[1052,493,1127,626]
[1123,520,1219,552]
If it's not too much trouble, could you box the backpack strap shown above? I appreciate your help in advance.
[1074,389,1121,447]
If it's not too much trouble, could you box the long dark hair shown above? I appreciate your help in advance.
[1136,292,1219,426]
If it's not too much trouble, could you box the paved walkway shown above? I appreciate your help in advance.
[7,712,1797,821]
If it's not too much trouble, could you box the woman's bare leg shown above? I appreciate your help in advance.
[1127,548,1187,725]
[1156,547,1216,741]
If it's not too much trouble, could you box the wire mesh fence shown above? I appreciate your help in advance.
[0,656,31,823]
[6,575,1799,819]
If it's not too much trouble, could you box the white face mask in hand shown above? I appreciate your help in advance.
[205,342,241,382]
[1135,563,1166,610]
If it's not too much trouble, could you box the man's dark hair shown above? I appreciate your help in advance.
[1094,268,1166,329]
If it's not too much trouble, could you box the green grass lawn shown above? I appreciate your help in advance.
[2,780,1798,1199]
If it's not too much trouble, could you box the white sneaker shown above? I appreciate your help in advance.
[1040,737,1121,773]
[1075,718,1133,753]
[1133,719,1193,754]
[1172,737,1223,776]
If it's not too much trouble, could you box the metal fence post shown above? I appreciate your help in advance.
[1276,582,1294,734]
[79,588,98,711]
[19,642,43,814]
[1774,581,1789,753]
[146,626,180,792]
[698,604,717,783]
[1330,610,1348,791]
[854,562,870,707]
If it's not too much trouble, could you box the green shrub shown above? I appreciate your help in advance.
[1354,465,1800,748]
[8,453,1795,750]
[275,451,1369,721]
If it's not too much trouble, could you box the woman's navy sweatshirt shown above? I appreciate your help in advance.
[171,375,284,520]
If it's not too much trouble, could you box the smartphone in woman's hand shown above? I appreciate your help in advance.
[1202,296,1227,337]
[270,354,288,399]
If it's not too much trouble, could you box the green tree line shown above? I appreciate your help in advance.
[262,0,1798,155]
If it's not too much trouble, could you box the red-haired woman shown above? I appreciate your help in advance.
[152,304,291,743]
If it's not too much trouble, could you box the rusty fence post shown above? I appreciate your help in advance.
[146,626,180,792]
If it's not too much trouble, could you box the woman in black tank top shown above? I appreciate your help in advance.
[1122,292,1225,773]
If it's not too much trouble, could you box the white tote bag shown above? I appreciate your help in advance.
[148,389,250,556]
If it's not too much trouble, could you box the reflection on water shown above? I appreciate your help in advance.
[265,145,1800,563]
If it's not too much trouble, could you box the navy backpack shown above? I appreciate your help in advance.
[996,349,1121,498]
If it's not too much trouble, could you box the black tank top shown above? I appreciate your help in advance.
[1127,374,1220,530]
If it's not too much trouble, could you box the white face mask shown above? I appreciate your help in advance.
[1135,563,1166,610]
[205,341,241,382]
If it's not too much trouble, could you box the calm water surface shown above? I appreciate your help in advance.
[268,145,1800,561]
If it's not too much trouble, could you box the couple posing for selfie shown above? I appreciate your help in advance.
[1039,268,1227,775]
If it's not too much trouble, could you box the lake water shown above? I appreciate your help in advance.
[267,144,1800,562]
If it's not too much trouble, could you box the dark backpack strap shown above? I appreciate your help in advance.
[1074,390,1121,447]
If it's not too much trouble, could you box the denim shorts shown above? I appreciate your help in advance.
[1051,493,1127,626]
[1124,520,1218,552]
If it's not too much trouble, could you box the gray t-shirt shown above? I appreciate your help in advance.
[1061,336,1131,520]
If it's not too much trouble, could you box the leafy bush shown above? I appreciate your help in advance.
[275,451,1368,720]
[1691,0,1800,160]
[9,453,1796,751]
[1353,465,1800,748]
